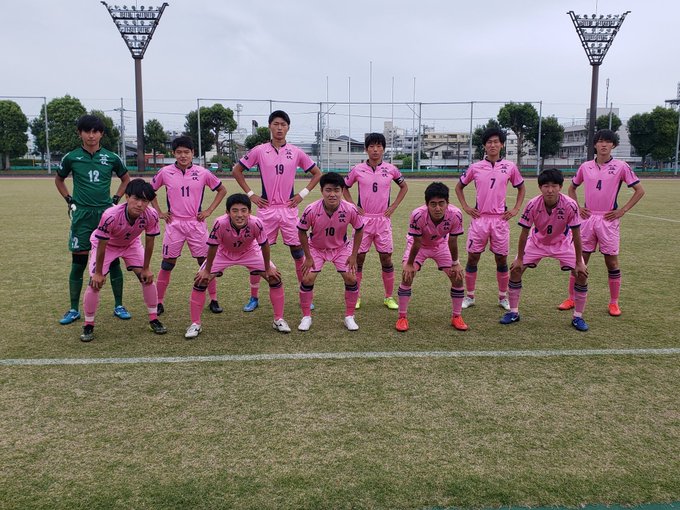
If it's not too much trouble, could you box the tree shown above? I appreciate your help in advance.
[0,100,29,169]
[144,118,167,168]
[497,102,539,169]
[595,113,622,133]
[528,116,564,169]
[30,95,87,161]
[471,119,503,160]
[627,107,679,167]
[90,110,120,153]
[184,104,237,158]
[245,126,271,150]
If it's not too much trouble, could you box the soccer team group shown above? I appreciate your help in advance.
[55,111,645,342]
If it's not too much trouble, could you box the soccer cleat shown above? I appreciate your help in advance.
[344,315,359,331]
[298,316,312,331]
[608,303,621,317]
[243,297,259,312]
[80,324,94,342]
[498,298,510,311]
[461,296,475,309]
[557,298,575,311]
[185,322,202,339]
[149,319,167,335]
[156,303,165,315]
[500,312,520,325]
[395,317,409,332]
[355,298,361,310]
[113,305,131,320]
[59,309,81,325]
[571,316,589,331]
[272,318,292,333]
[209,300,223,314]
[451,315,469,331]
[384,297,399,310]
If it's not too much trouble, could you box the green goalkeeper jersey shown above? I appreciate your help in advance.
[58,146,128,208]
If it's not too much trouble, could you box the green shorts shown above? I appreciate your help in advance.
[69,206,108,252]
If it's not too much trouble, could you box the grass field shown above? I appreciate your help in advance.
[0,176,678,509]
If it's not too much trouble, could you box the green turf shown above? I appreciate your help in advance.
[0,177,678,509]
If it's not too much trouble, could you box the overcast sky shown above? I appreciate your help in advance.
[2,0,678,141]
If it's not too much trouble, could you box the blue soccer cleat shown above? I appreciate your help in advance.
[113,305,132,320]
[571,317,589,332]
[243,297,259,312]
[499,312,520,325]
[59,309,81,325]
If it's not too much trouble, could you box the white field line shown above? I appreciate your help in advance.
[1,348,680,367]
[627,212,680,223]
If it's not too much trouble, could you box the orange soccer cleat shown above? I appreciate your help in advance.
[557,298,575,311]
[395,317,409,332]
[451,315,469,331]
[608,303,622,316]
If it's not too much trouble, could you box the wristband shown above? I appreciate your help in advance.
[452,259,460,266]
[298,188,310,199]
[112,194,121,205]
[247,190,255,197]
[64,195,73,204]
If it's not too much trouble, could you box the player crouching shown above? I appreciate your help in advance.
[80,179,166,342]
[501,168,589,331]
[186,194,290,339]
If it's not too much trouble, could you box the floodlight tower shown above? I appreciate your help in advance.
[101,2,169,171]
[665,82,680,176]
[568,11,629,160]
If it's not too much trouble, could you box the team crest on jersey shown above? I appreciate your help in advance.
[556,208,565,220]
[338,211,347,223]
[99,154,110,166]
[285,148,293,160]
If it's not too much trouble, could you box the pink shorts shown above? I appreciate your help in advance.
[466,215,510,256]
[309,243,352,273]
[162,218,209,259]
[89,241,145,276]
[204,246,276,276]
[521,236,575,271]
[580,213,620,256]
[402,237,453,271]
[359,214,393,254]
[257,205,300,246]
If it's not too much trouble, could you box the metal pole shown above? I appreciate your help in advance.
[390,76,394,164]
[196,98,202,167]
[536,101,543,175]
[468,101,474,165]
[119,97,125,161]
[675,107,680,176]
[134,57,145,172]
[43,97,51,174]
[587,64,600,161]
[417,102,422,171]
[348,77,351,171]
[369,61,373,132]
[411,78,415,172]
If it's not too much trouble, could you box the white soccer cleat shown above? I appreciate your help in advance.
[272,318,291,333]
[498,298,510,311]
[298,316,312,331]
[344,315,359,331]
[185,322,202,339]
[462,296,475,309]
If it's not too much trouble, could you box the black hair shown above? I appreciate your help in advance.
[482,127,506,145]
[268,110,290,125]
[172,135,194,151]
[226,193,252,211]
[537,168,564,186]
[77,114,105,133]
[364,132,386,149]
[320,172,346,189]
[125,178,156,201]
[593,129,619,147]
[425,182,449,203]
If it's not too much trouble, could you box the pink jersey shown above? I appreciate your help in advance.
[91,203,160,248]
[239,143,316,206]
[407,204,464,248]
[151,163,222,220]
[345,161,404,214]
[572,158,640,213]
[208,214,268,256]
[519,193,580,245]
[298,199,364,250]
[460,158,524,214]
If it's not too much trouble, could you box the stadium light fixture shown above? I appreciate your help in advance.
[101,1,169,172]
[568,10,630,160]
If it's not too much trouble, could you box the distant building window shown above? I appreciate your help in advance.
[338,146,342,152]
